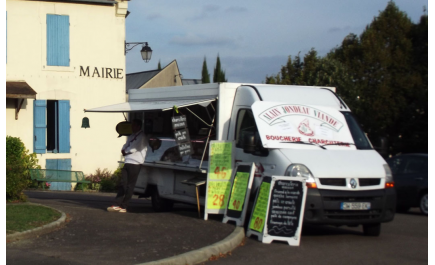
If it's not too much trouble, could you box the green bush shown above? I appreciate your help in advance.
[112,164,124,188]
[83,166,124,192]
[100,178,116,192]
[6,136,40,201]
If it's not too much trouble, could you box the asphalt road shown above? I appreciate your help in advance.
[7,190,235,265]
[7,191,428,265]
[205,208,428,265]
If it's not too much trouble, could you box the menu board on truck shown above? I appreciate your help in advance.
[246,176,307,246]
[204,141,234,220]
[222,162,255,226]
[171,115,192,156]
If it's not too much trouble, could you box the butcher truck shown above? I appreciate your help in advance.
[86,83,395,236]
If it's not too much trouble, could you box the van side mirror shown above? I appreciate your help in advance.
[241,131,268,156]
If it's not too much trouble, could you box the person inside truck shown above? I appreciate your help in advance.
[107,119,149,213]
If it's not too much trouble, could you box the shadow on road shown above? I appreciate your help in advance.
[24,190,223,221]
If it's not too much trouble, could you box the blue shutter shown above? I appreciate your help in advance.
[46,159,71,191]
[46,159,58,170]
[58,159,72,190]
[46,159,59,190]
[47,14,70,66]
[34,100,47,154]
[58,159,72,171]
[58,100,70,153]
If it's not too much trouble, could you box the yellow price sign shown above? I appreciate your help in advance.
[249,182,271,232]
[207,181,231,210]
[209,142,232,180]
[228,172,250,211]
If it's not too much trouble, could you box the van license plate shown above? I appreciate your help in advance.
[340,202,371,210]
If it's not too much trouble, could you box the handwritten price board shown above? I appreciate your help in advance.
[228,172,250,211]
[208,142,233,180]
[222,163,255,227]
[204,141,234,220]
[249,181,271,232]
[206,181,231,209]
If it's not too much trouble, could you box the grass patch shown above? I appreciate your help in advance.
[6,204,62,235]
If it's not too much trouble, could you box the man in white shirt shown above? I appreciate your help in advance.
[107,119,148,213]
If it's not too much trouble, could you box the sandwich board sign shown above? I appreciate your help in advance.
[204,141,234,220]
[222,162,255,226]
[246,176,307,246]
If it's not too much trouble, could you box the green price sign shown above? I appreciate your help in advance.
[228,172,250,211]
[209,142,232,180]
[249,182,271,232]
[207,181,231,210]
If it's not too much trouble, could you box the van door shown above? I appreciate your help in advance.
[228,86,266,190]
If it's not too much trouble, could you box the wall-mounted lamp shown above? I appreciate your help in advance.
[125,42,153,62]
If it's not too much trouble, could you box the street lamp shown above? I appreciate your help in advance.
[125,42,153,62]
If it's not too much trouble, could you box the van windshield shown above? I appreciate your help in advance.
[340,112,372,150]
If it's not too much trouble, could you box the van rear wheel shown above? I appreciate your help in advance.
[363,223,381,236]
[151,188,174,212]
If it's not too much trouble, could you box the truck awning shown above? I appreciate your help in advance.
[85,98,216,113]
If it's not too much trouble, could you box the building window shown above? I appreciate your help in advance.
[34,100,70,154]
[47,14,70,66]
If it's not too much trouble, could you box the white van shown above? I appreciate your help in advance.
[86,83,396,236]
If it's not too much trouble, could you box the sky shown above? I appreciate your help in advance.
[125,0,428,84]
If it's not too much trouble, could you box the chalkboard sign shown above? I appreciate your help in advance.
[222,163,255,226]
[171,115,193,157]
[246,176,307,246]
[174,128,191,144]
[204,141,234,220]
[171,115,187,130]
[267,179,303,237]
[178,143,192,156]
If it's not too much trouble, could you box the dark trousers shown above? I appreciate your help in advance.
[115,163,141,209]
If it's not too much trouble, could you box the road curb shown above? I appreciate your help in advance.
[137,226,245,265]
[6,202,67,242]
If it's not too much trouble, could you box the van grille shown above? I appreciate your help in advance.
[318,190,386,222]
[319,178,346,186]
[319,178,381,187]
[323,196,382,201]
[359,178,381,186]
[324,210,382,220]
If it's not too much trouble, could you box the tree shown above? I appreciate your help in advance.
[157,60,162,70]
[213,55,227,82]
[265,2,428,155]
[201,57,210,83]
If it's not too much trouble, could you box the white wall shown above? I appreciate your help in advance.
[6,0,128,175]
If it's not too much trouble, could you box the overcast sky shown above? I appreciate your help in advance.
[126,0,427,84]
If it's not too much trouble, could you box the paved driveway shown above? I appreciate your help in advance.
[7,191,235,265]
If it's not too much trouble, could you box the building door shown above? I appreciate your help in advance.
[46,159,72,191]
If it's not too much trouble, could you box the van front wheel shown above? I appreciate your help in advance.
[363,223,381,236]
[151,188,174,212]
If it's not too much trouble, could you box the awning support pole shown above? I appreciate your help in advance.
[185,107,213,127]
[199,115,215,170]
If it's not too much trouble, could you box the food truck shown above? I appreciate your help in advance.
[86,83,396,236]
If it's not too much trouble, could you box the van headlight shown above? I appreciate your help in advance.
[285,164,317,188]
[383,164,394,188]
